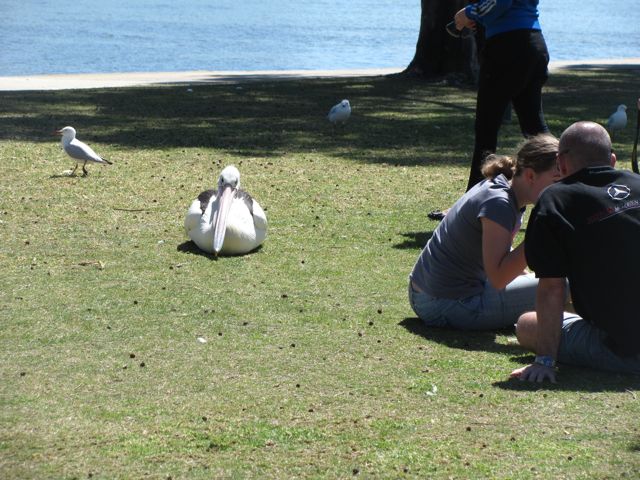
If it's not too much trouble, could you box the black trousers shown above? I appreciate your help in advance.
[466,29,550,191]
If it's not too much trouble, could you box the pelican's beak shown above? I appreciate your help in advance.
[212,184,234,256]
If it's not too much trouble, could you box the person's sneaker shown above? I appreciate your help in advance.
[428,210,446,221]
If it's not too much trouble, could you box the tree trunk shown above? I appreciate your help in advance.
[403,0,480,81]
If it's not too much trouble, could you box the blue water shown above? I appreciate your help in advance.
[1,0,638,76]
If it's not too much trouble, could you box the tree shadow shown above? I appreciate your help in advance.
[393,231,434,250]
[0,75,475,168]
[1,66,638,166]
[399,317,521,355]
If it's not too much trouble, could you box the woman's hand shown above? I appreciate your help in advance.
[481,217,527,289]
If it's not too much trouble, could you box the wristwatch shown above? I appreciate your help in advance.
[534,355,556,368]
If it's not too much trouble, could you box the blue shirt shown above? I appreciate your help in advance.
[465,0,541,39]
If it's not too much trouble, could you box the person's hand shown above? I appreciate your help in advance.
[454,8,475,31]
[510,363,557,383]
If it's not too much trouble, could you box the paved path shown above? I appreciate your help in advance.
[0,59,638,91]
[0,68,400,91]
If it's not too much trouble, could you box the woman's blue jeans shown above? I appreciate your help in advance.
[408,274,538,330]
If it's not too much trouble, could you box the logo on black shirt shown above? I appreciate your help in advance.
[607,184,631,201]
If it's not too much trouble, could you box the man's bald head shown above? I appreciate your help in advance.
[558,121,613,173]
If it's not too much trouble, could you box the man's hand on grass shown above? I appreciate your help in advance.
[510,363,557,383]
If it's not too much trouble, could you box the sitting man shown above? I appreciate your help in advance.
[511,121,640,382]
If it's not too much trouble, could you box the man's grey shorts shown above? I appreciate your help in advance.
[558,314,640,375]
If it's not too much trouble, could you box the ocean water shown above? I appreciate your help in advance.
[1,0,638,76]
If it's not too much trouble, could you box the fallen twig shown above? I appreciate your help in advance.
[113,207,153,212]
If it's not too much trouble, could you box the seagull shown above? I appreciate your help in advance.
[56,126,112,176]
[327,99,351,126]
[184,165,267,256]
[606,104,627,141]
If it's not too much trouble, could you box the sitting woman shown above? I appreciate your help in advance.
[409,134,560,330]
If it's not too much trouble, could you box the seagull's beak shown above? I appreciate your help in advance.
[212,184,235,256]
[55,129,63,136]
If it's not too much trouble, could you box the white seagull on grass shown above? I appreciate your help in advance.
[328,99,351,126]
[606,104,627,141]
[56,126,112,176]
[184,165,267,257]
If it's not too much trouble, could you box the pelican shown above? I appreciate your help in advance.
[184,165,267,256]
[606,104,627,141]
[56,126,112,176]
[328,99,351,126]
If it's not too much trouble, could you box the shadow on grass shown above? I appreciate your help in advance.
[393,231,434,250]
[401,318,640,392]
[0,76,475,167]
[399,317,521,355]
[493,363,640,393]
[48,173,79,179]
[629,438,640,452]
[177,240,264,259]
[177,240,218,260]
[3,67,638,166]
[0,69,640,165]
[493,372,640,393]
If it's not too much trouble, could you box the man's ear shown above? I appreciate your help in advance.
[558,156,570,176]
[610,151,617,167]
[524,167,536,183]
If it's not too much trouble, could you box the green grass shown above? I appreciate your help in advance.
[1,66,640,479]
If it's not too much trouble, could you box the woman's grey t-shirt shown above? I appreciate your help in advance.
[410,174,522,299]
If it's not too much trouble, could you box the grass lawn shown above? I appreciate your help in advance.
[1,66,639,479]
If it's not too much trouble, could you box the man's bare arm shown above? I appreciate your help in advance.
[511,278,566,382]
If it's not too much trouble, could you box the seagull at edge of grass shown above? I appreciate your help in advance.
[56,126,112,176]
[606,104,627,141]
[327,99,351,126]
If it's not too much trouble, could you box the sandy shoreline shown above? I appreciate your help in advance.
[1,59,638,92]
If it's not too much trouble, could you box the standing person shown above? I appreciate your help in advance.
[512,122,640,382]
[459,0,550,191]
[430,1,551,221]
[409,135,560,330]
